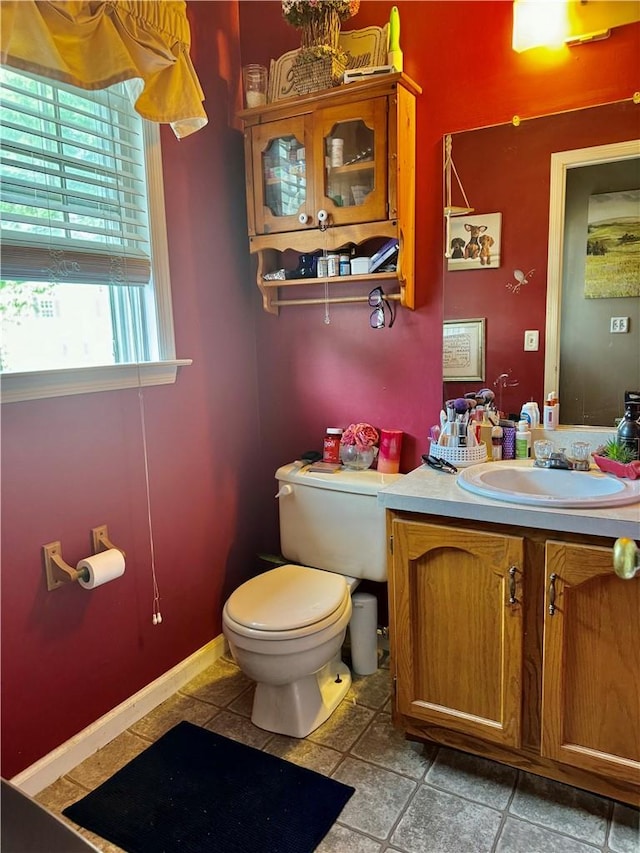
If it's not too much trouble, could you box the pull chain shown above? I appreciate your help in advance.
[320,210,331,325]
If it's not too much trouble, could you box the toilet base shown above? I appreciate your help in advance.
[251,658,351,738]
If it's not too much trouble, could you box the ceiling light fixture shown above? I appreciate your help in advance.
[512,0,640,53]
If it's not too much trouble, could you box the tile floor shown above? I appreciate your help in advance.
[36,651,639,853]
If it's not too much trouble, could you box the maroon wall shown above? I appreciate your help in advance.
[1,0,637,778]
[0,2,264,778]
[240,0,639,524]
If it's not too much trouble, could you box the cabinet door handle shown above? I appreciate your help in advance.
[548,572,558,616]
[613,537,639,580]
[508,565,517,604]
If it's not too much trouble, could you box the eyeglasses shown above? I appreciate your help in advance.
[368,286,396,329]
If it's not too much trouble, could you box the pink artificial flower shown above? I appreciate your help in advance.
[341,422,379,449]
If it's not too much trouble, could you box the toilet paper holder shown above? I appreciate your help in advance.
[43,525,125,591]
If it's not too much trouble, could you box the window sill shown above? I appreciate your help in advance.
[0,360,193,404]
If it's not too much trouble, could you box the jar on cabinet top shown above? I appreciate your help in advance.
[323,428,343,463]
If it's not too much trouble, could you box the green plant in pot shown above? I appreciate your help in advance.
[597,437,636,464]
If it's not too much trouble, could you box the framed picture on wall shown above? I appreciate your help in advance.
[447,212,502,271]
[584,188,640,298]
[443,318,485,381]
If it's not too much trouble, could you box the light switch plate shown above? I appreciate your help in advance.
[524,330,539,351]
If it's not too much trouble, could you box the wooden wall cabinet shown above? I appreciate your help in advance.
[387,514,640,806]
[238,73,420,314]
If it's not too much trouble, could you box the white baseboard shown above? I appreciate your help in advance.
[11,634,228,796]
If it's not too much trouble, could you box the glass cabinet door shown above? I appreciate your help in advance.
[317,99,388,225]
[251,116,313,234]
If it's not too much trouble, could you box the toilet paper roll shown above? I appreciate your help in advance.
[77,549,125,589]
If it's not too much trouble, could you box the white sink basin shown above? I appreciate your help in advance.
[457,463,640,508]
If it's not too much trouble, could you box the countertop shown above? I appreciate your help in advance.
[378,461,640,540]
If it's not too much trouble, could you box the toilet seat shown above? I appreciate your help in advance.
[224,564,349,639]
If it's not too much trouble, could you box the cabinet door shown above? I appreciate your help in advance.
[541,542,640,785]
[313,98,388,226]
[390,519,524,748]
[251,116,314,235]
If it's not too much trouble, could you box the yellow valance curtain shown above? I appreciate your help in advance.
[0,0,207,138]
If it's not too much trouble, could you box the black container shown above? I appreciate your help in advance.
[617,402,640,460]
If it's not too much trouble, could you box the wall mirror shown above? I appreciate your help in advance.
[442,100,638,428]
[545,140,639,426]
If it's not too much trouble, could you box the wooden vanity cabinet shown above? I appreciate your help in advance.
[542,541,640,786]
[238,73,420,313]
[390,519,524,749]
[387,513,640,806]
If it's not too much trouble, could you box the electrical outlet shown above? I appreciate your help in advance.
[610,317,630,334]
[524,330,539,351]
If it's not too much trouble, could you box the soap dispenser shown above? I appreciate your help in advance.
[617,402,640,460]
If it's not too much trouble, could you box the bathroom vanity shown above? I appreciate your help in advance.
[379,465,640,806]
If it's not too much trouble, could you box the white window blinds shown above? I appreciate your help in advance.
[1,67,151,286]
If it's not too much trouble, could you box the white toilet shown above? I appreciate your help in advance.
[222,462,402,738]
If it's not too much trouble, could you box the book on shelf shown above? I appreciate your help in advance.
[369,238,399,273]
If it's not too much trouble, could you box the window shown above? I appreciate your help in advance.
[0,68,189,403]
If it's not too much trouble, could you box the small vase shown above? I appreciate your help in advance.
[340,444,377,470]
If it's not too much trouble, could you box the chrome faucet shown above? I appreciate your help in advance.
[534,448,572,470]
[534,447,590,471]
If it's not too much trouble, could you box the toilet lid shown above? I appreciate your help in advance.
[226,564,348,632]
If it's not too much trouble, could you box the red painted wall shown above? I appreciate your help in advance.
[1,1,637,778]
[0,2,266,778]
[240,0,639,485]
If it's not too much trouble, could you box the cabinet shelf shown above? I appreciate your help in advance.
[329,161,374,175]
[262,270,397,289]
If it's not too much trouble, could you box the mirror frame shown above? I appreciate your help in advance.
[544,139,640,424]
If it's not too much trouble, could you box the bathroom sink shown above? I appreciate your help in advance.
[457,462,640,508]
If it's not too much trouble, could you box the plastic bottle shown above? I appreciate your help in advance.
[515,420,531,459]
[322,428,343,463]
[479,415,493,460]
[543,392,559,430]
[520,401,540,429]
[617,404,640,460]
[491,424,503,461]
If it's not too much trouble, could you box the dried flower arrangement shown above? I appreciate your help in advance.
[282,0,360,93]
[282,0,360,38]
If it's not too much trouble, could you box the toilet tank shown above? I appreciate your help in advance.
[275,463,403,581]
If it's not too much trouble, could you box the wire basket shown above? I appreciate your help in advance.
[292,52,346,95]
[429,442,488,468]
